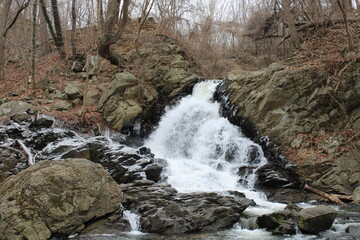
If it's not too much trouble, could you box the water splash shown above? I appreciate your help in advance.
[145,81,283,213]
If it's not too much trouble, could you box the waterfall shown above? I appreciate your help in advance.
[145,81,282,212]
[123,210,144,235]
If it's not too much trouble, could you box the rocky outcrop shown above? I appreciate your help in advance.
[121,180,254,234]
[0,158,122,240]
[37,136,163,184]
[221,63,359,145]
[300,148,360,195]
[257,204,337,235]
[99,38,199,134]
[99,72,157,130]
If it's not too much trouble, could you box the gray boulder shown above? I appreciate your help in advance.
[121,181,254,234]
[65,83,82,99]
[298,205,337,234]
[84,90,100,106]
[0,158,122,240]
[0,100,32,116]
[53,100,73,111]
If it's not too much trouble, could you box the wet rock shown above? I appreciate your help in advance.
[257,163,302,188]
[25,128,75,150]
[65,83,82,99]
[272,223,297,235]
[346,225,360,234]
[256,207,300,231]
[10,112,32,123]
[53,100,73,111]
[37,136,162,184]
[121,181,254,234]
[30,115,54,128]
[0,158,122,240]
[0,100,32,116]
[298,205,337,234]
[144,163,163,182]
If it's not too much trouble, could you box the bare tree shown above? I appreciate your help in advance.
[71,0,77,58]
[0,0,30,81]
[282,0,301,49]
[39,0,66,58]
[336,0,354,51]
[39,0,50,55]
[98,0,131,66]
[31,0,38,89]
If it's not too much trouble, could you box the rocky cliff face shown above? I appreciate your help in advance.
[218,62,360,196]
[99,38,199,135]
[222,63,359,145]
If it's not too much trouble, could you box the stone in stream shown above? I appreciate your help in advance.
[298,205,337,234]
[0,159,122,240]
[121,181,255,234]
[257,204,337,235]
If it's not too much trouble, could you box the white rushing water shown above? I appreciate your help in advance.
[145,81,285,213]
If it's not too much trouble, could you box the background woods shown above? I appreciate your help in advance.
[0,0,359,83]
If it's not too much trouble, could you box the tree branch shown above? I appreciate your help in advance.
[3,0,31,37]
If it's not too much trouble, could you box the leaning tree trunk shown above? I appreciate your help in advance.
[51,0,66,58]
[98,0,130,66]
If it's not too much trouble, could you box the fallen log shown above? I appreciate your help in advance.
[304,184,346,205]
[15,140,34,166]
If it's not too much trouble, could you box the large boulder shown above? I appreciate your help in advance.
[0,159,122,240]
[121,181,254,234]
[298,205,337,234]
[257,204,337,235]
[0,100,32,116]
[99,72,158,130]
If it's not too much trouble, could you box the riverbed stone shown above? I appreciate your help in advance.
[298,205,337,234]
[121,181,254,234]
[0,158,122,240]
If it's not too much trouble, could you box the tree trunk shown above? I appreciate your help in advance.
[39,0,50,55]
[71,0,77,58]
[282,0,301,49]
[31,0,38,89]
[337,0,354,51]
[51,0,66,58]
[98,0,130,66]
[39,0,66,58]
[0,0,12,81]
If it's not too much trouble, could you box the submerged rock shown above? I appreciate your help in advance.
[121,181,254,234]
[0,158,122,240]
